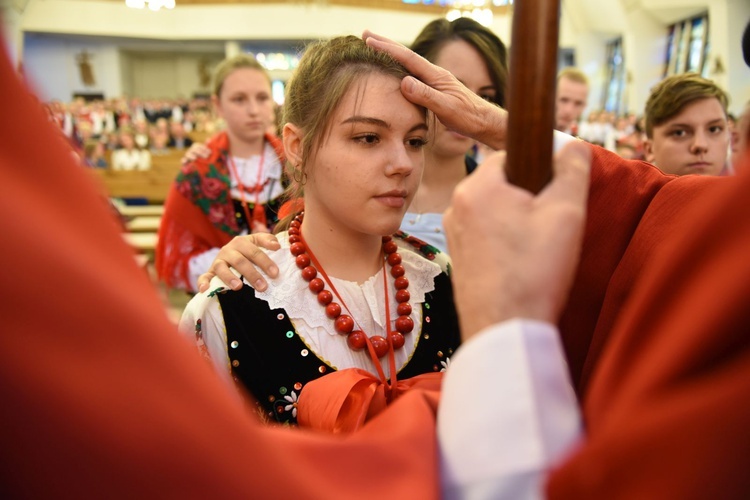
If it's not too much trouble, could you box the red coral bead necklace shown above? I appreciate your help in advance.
[288,212,414,360]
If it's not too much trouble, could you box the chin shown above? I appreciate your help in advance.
[369,217,404,237]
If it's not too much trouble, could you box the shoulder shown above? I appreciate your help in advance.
[394,231,451,275]
[395,238,450,293]
[178,132,227,174]
[222,232,296,293]
[175,140,231,198]
[181,274,234,324]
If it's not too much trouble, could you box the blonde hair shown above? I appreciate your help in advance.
[558,67,588,86]
[212,54,270,97]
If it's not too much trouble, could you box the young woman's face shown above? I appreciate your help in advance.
[214,67,274,145]
[645,97,728,176]
[429,39,495,159]
[303,73,428,237]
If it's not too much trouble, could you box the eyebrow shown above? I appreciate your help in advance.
[668,117,726,128]
[341,116,428,133]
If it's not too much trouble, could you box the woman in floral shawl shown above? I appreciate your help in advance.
[156,54,286,291]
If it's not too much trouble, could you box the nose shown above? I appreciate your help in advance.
[385,143,417,177]
[246,98,259,116]
[690,129,709,154]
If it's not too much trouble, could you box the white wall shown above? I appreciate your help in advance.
[622,7,669,115]
[710,0,750,113]
[23,33,123,101]
[14,0,514,102]
[124,51,223,98]
[19,1,452,44]
[1,2,24,69]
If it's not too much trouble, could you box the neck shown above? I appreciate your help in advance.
[298,208,384,284]
[227,132,264,159]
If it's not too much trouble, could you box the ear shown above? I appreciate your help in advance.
[643,138,655,163]
[283,123,304,169]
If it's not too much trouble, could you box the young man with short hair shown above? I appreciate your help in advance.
[555,67,589,135]
[644,73,729,176]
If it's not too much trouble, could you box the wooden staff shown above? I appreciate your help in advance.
[505,0,561,193]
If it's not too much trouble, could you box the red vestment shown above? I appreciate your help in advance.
[559,147,724,395]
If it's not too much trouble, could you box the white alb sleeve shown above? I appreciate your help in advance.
[439,318,582,500]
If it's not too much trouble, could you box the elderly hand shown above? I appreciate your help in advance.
[444,141,592,340]
[363,30,508,151]
[196,233,281,293]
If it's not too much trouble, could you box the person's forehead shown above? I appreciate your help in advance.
[223,68,269,90]
[656,97,726,127]
[334,72,415,118]
[557,77,588,96]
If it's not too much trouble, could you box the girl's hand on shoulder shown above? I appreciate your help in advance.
[181,142,211,165]
[197,233,281,292]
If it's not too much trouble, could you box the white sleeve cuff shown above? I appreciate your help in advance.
[187,247,221,292]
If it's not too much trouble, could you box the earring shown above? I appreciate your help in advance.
[292,164,307,185]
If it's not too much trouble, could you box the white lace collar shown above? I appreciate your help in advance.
[250,232,442,377]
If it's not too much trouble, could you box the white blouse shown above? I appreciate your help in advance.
[111,148,151,171]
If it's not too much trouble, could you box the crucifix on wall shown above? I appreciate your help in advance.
[76,50,96,87]
[198,59,212,89]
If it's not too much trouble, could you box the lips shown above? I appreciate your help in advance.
[682,161,719,175]
[375,189,408,208]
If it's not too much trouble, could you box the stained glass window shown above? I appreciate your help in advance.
[665,13,709,77]
[603,38,626,114]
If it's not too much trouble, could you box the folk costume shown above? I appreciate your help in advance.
[181,229,460,426]
[156,131,285,291]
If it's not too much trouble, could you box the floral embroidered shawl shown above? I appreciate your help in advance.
[156,131,285,289]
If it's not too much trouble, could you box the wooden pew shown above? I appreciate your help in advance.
[125,216,162,232]
[89,149,184,203]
